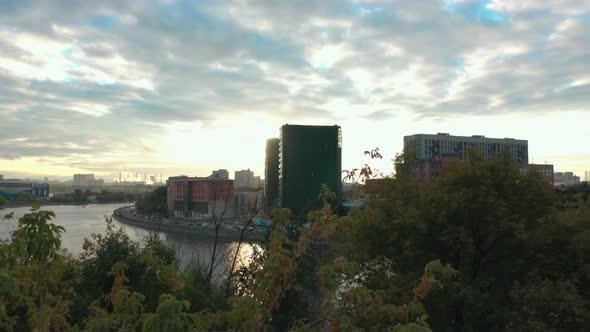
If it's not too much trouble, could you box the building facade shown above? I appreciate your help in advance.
[264,138,280,211]
[234,169,262,190]
[520,164,555,185]
[234,189,263,220]
[404,133,529,181]
[279,124,342,216]
[73,174,104,187]
[209,169,229,180]
[73,174,94,186]
[234,169,263,219]
[554,172,581,187]
[167,176,234,218]
[0,179,50,200]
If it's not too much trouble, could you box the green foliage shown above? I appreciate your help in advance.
[73,218,187,323]
[337,150,589,331]
[48,190,140,204]
[73,189,88,204]
[318,183,337,206]
[0,205,76,331]
[180,262,226,312]
[5,205,64,264]
[17,191,32,203]
[1,150,589,331]
[135,186,168,216]
[142,294,193,332]
[85,262,146,331]
[556,182,590,210]
[507,277,590,331]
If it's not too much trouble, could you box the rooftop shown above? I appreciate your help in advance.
[405,133,527,142]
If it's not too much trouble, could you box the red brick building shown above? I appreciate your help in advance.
[520,164,554,185]
[167,176,235,218]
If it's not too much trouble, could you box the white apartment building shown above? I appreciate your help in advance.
[404,133,529,164]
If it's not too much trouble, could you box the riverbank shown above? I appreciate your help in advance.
[0,201,133,210]
[112,207,268,242]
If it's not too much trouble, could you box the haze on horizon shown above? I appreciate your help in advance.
[1,0,589,181]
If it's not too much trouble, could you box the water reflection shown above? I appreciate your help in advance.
[0,204,261,277]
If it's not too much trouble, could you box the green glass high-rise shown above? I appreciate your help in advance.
[279,124,342,216]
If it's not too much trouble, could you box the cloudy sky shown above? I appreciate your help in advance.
[1,0,589,182]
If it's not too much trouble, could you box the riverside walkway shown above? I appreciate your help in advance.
[112,207,268,242]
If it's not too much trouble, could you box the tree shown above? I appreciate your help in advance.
[17,191,32,203]
[135,186,168,216]
[73,188,86,204]
[507,277,589,331]
[337,149,584,331]
[0,205,75,331]
[223,191,263,299]
[2,148,589,330]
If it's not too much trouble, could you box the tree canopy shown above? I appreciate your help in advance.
[1,152,588,330]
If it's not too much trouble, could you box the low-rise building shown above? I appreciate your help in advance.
[234,189,263,220]
[234,169,263,219]
[520,164,554,185]
[209,169,229,180]
[167,176,235,218]
[234,169,262,190]
[0,179,50,200]
[554,172,580,187]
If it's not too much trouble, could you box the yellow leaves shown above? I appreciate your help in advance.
[294,239,306,258]
[161,269,185,293]
[413,276,434,301]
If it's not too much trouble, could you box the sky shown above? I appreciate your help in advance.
[0,0,589,182]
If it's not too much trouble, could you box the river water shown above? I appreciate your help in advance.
[0,204,258,279]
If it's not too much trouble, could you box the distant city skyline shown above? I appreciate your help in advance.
[1,1,589,178]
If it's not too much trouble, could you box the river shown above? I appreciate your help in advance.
[0,204,259,278]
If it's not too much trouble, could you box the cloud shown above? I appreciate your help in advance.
[366,109,395,120]
[0,0,588,176]
[487,0,590,16]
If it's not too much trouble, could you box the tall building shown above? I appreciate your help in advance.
[234,169,262,189]
[585,170,589,182]
[209,169,229,180]
[167,176,234,218]
[279,124,342,216]
[264,138,280,211]
[404,133,529,181]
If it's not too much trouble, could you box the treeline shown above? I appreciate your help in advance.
[0,152,588,331]
[0,190,142,206]
[49,189,142,204]
[334,151,590,331]
[135,186,168,216]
